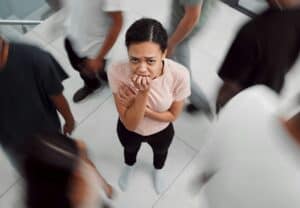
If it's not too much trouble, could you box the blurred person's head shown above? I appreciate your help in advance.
[125,18,168,79]
[267,0,300,8]
[22,132,109,208]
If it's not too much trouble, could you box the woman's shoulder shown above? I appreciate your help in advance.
[165,58,190,79]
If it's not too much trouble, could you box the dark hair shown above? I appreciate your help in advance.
[22,132,79,208]
[125,18,168,52]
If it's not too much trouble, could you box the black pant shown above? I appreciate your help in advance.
[64,38,107,89]
[117,120,175,169]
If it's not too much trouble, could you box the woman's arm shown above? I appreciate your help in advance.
[145,100,185,122]
[113,89,149,131]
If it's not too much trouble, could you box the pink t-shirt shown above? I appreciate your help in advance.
[108,58,191,136]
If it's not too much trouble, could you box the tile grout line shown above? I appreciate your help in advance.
[0,177,21,199]
[175,135,200,153]
[76,93,113,127]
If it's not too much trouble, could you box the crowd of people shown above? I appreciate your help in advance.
[1,0,300,207]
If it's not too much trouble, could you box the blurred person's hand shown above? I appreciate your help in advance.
[85,58,104,73]
[166,42,176,58]
[104,183,114,199]
[63,118,75,135]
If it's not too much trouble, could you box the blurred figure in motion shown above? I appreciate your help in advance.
[45,0,63,11]
[216,0,300,113]
[22,132,114,208]
[195,85,300,208]
[167,0,216,117]
[0,36,75,170]
[64,0,123,103]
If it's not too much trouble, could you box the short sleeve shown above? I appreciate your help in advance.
[107,63,122,93]
[102,0,124,12]
[173,67,191,101]
[36,51,68,96]
[218,24,258,86]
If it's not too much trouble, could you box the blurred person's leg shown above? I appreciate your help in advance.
[173,40,213,117]
[64,38,102,102]
[45,0,62,11]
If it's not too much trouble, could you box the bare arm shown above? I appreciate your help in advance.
[113,90,149,131]
[76,140,113,198]
[145,100,185,122]
[168,4,202,56]
[50,93,75,134]
[95,11,123,61]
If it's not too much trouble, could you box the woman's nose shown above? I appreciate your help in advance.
[136,62,148,74]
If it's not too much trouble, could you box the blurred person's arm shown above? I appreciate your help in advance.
[216,26,258,113]
[86,11,123,72]
[167,4,202,57]
[76,140,114,198]
[144,100,185,122]
[50,94,75,135]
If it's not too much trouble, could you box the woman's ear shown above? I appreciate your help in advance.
[162,49,167,59]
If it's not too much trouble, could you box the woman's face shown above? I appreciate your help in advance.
[128,41,167,79]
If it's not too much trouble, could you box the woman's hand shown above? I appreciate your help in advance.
[117,84,137,108]
[131,74,152,92]
[144,105,152,117]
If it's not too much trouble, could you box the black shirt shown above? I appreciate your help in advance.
[218,7,300,93]
[0,42,68,149]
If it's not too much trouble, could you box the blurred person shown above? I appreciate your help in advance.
[216,0,300,113]
[108,18,191,194]
[64,0,123,103]
[45,0,63,11]
[0,36,75,169]
[194,85,300,208]
[22,132,114,208]
[167,0,216,116]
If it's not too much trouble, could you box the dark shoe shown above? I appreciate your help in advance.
[72,85,99,103]
[186,103,214,120]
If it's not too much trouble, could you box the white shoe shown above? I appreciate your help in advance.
[118,164,134,191]
[153,168,167,194]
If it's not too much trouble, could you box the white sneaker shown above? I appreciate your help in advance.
[153,168,167,194]
[118,164,134,191]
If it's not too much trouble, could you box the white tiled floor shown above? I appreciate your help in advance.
[1,1,300,207]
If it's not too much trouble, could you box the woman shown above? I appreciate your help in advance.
[108,18,191,194]
[22,132,114,208]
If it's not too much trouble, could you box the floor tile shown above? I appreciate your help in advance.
[0,151,19,198]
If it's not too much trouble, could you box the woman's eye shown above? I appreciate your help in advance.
[130,59,139,64]
[147,60,156,64]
